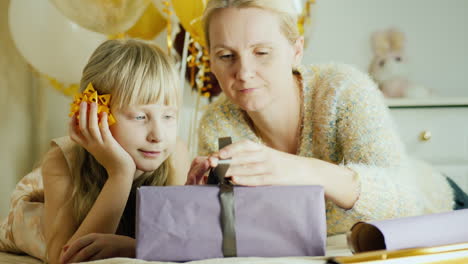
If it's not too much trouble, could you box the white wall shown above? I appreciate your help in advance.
[304,0,468,97]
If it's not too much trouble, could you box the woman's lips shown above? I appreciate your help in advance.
[239,88,257,93]
[139,150,162,158]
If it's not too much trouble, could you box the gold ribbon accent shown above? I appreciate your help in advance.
[69,83,116,126]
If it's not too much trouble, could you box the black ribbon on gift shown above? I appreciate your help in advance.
[207,137,237,257]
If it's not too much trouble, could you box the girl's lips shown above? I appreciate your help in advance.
[139,150,162,158]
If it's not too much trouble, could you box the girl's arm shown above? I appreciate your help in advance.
[58,139,190,263]
[44,103,137,264]
[42,145,77,264]
[42,144,134,264]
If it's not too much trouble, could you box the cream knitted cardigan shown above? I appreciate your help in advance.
[197,63,454,235]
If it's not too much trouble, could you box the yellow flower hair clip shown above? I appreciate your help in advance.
[69,83,116,126]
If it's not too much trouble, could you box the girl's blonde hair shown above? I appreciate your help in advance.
[71,38,180,226]
[203,0,300,48]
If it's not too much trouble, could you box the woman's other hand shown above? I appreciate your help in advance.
[59,233,135,264]
[69,102,136,178]
[185,156,219,185]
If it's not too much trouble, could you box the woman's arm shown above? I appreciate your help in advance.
[167,138,191,186]
[321,64,445,234]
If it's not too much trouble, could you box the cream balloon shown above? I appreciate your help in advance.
[9,0,107,84]
[50,0,150,35]
[292,0,306,15]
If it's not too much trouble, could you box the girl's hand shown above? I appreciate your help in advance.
[69,102,136,178]
[185,156,219,185]
[59,233,135,264]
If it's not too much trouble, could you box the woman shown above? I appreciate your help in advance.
[186,0,466,235]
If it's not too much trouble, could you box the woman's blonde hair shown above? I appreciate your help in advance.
[71,38,180,226]
[203,0,300,48]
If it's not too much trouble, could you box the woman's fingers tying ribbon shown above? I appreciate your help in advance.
[218,139,262,160]
[188,140,310,186]
[218,140,291,186]
[186,156,219,185]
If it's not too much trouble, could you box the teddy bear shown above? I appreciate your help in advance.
[369,28,432,98]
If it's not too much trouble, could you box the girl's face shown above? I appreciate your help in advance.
[208,7,303,112]
[110,104,178,178]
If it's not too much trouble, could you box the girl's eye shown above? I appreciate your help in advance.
[135,115,146,120]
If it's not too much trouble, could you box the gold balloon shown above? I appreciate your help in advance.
[50,0,151,35]
[171,0,206,47]
[125,3,166,40]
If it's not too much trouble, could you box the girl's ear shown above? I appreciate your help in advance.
[292,36,305,67]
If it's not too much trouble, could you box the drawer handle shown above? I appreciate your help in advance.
[420,131,432,142]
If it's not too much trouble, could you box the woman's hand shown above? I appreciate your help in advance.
[218,140,359,208]
[187,140,358,208]
[59,233,135,264]
[69,102,135,178]
[215,140,309,186]
[185,156,219,185]
[186,140,308,186]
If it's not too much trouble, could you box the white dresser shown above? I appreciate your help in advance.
[388,98,468,191]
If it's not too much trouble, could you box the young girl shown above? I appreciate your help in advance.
[0,39,189,264]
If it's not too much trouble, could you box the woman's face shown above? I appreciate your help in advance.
[209,7,303,112]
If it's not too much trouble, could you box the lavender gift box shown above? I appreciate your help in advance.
[135,185,326,262]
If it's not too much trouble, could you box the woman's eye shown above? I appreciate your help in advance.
[163,114,175,120]
[219,53,234,60]
[256,51,269,56]
[135,115,146,120]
